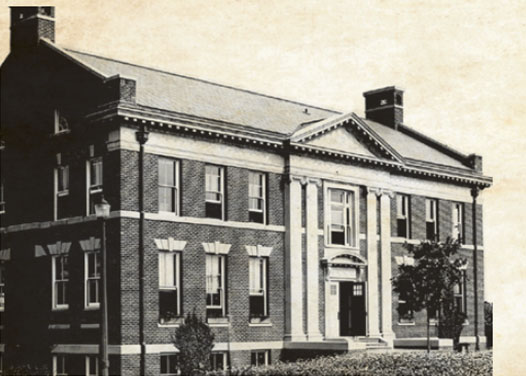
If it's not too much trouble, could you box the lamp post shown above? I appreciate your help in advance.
[95,195,111,376]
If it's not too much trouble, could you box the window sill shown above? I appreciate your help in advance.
[48,324,70,330]
[159,317,184,327]
[324,244,360,252]
[52,306,69,312]
[80,323,100,329]
[84,305,100,311]
[249,317,272,327]
[207,317,230,327]
[57,191,69,197]
[50,130,71,137]
[397,321,415,326]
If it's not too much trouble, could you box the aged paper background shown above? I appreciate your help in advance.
[1,0,525,374]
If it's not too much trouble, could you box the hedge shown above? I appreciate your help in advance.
[209,351,492,376]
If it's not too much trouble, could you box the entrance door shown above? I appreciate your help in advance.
[339,282,366,336]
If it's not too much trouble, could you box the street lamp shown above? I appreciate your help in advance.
[95,195,111,376]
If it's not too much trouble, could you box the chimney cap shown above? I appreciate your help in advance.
[363,86,404,97]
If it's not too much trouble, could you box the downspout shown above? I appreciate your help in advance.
[471,187,480,351]
[136,124,149,373]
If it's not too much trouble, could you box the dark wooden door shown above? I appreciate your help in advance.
[339,282,366,336]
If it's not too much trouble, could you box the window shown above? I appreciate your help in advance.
[0,264,4,312]
[0,352,3,376]
[396,194,411,238]
[52,255,69,310]
[53,355,68,376]
[454,270,467,315]
[251,350,271,367]
[327,188,357,247]
[86,355,98,376]
[248,172,266,223]
[397,280,414,323]
[0,181,5,214]
[249,257,268,319]
[425,199,438,241]
[206,254,226,318]
[87,157,103,215]
[57,165,69,196]
[452,203,464,244]
[205,165,225,220]
[159,158,180,214]
[159,252,181,323]
[85,252,100,309]
[160,354,179,375]
[54,110,69,134]
[210,353,228,371]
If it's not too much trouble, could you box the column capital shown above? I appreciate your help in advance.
[365,186,382,196]
[471,186,480,199]
[379,188,395,199]
[306,177,322,188]
[288,174,308,185]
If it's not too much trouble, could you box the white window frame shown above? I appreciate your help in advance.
[454,270,467,315]
[85,355,98,376]
[86,157,103,215]
[396,194,410,238]
[54,109,69,134]
[324,183,360,249]
[425,198,438,240]
[249,257,268,318]
[160,353,179,376]
[158,158,180,215]
[210,352,228,371]
[0,263,5,312]
[52,254,69,311]
[206,254,226,316]
[85,251,100,309]
[452,202,464,244]
[205,165,225,220]
[159,251,181,321]
[248,171,266,223]
[53,354,67,376]
[0,181,5,214]
[251,350,271,367]
[54,164,69,221]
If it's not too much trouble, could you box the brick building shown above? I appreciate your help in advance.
[0,6,492,375]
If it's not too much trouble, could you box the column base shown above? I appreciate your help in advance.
[381,332,395,347]
[306,332,323,342]
[284,333,307,342]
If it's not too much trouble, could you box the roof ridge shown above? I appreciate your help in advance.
[65,47,342,115]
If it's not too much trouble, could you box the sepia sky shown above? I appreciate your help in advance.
[1,1,525,374]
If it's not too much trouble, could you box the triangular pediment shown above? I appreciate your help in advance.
[306,126,376,157]
[291,112,404,162]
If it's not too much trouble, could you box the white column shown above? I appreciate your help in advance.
[380,191,395,340]
[306,178,322,341]
[367,188,380,337]
[284,176,306,341]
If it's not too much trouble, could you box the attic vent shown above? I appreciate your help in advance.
[380,99,388,106]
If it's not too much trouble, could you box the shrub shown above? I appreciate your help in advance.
[3,364,50,375]
[172,312,215,376]
[209,351,493,376]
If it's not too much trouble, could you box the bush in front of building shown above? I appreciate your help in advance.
[209,351,493,376]
[3,364,50,375]
[172,312,215,376]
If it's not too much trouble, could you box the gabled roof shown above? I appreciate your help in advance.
[65,49,338,134]
[37,40,489,182]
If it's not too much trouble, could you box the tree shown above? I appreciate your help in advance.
[392,237,467,352]
[172,312,215,375]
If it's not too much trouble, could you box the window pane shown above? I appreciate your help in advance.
[330,189,345,203]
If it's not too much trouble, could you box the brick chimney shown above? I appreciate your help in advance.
[363,86,404,129]
[10,6,55,52]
